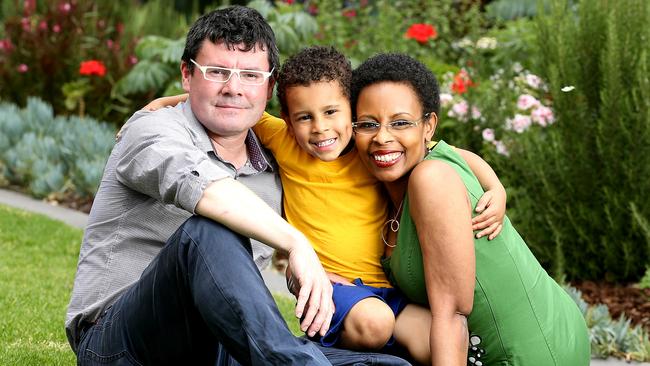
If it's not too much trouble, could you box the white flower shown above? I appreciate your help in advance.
[561,85,575,92]
[494,140,509,156]
[476,37,497,50]
[456,37,474,48]
[512,62,523,73]
[471,106,482,119]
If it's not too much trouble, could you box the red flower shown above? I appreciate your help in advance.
[79,60,107,77]
[405,23,437,44]
[342,9,356,18]
[451,69,475,95]
[284,0,294,4]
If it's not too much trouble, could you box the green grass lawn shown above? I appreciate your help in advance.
[0,204,298,365]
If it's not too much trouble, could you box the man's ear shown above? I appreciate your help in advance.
[181,61,192,93]
[266,78,276,101]
[424,112,438,142]
[281,112,295,137]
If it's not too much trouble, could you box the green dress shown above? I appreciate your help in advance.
[382,141,590,365]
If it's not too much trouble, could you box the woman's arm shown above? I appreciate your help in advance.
[408,160,476,366]
[455,147,506,240]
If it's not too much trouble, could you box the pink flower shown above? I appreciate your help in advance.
[0,39,14,53]
[525,74,542,89]
[531,106,554,126]
[507,114,532,133]
[482,128,495,142]
[38,20,48,31]
[59,2,72,14]
[516,94,540,110]
[52,24,61,33]
[128,55,138,65]
[439,93,453,108]
[448,100,468,120]
[21,17,31,32]
[106,39,114,49]
[17,64,29,73]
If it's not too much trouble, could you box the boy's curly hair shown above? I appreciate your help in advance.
[351,53,440,120]
[277,46,352,115]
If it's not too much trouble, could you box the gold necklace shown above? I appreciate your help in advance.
[381,200,403,248]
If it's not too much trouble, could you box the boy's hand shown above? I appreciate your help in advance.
[472,189,506,240]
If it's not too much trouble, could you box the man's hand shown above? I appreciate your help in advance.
[472,188,506,240]
[287,242,334,338]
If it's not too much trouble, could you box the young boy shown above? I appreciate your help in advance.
[147,46,506,362]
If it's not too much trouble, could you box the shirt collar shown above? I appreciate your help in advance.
[181,101,274,173]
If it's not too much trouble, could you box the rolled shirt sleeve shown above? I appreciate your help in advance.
[115,108,230,214]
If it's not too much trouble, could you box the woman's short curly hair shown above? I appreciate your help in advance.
[277,46,352,115]
[351,53,440,120]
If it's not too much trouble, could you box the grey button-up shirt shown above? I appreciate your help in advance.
[65,102,281,351]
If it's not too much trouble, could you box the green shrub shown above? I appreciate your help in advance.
[494,0,650,281]
[0,98,115,200]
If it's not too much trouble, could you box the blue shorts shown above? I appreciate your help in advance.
[318,278,408,347]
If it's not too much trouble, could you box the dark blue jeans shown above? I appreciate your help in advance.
[76,216,411,366]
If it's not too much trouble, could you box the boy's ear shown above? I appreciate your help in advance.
[281,112,295,137]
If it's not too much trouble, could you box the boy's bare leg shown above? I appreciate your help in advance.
[339,297,395,350]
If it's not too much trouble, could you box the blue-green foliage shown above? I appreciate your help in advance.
[0,98,115,199]
[565,286,650,360]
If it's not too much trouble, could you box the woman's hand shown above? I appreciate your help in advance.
[472,188,506,240]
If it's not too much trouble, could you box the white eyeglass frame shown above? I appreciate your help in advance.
[189,59,274,86]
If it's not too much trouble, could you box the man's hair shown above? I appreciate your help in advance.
[181,6,279,79]
[276,46,352,116]
[351,53,440,120]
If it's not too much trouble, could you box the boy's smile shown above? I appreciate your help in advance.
[283,81,353,162]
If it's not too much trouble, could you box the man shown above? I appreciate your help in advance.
[66,6,334,365]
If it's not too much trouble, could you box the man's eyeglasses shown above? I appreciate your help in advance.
[190,59,274,86]
[352,114,430,135]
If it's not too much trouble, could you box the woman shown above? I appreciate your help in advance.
[351,53,590,365]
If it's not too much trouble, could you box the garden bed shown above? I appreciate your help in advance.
[573,280,650,331]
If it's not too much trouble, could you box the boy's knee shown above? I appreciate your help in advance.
[342,298,395,350]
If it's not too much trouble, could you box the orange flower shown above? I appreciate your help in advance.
[405,23,437,44]
[451,69,475,94]
[79,60,106,77]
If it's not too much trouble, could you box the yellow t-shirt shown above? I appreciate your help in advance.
[254,113,390,287]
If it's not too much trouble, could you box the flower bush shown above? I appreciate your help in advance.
[0,1,139,123]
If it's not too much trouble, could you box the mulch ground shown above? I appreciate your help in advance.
[572,280,650,331]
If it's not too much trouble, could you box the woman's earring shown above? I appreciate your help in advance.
[426,140,436,152]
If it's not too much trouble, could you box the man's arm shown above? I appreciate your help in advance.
[455,147,507,240]
[116,112,333,337]
[196,179,333,337]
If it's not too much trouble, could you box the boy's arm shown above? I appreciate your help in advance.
[143,93,188,111]
[455,147,507,240]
